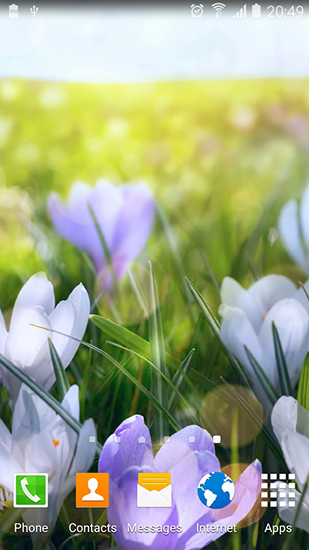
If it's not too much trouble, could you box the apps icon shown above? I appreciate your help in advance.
[14,474,48,508]
[137,473,172,508]
[76,473,109,508]
[197,472,235,509]
[261,473,296,508]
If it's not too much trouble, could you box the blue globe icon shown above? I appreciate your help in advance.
[197,471,235,509]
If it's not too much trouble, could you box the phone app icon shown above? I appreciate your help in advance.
[137,473,172,508]
[14,474,48,508]
[76,473,109,508]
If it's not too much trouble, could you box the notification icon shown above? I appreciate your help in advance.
[9,4,18,17]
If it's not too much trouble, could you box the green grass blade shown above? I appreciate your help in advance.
[199,250,221,297]
[272,322,293,396]
[0,354,102,456]
[90,315,180,370]
[80,344,93,421]
[148,261,170,441]
[186,277,252,387]
[297,352,309,411]
[31,325,181,432]
[127,268,148,318]
[106,341,200,424]
[73,315,206,395]
[244,346,280,405]
[92,343,180,432]
[156,202,195,311]
[88,203,117,290]
[48,339,70,401]
[169,349,195,409]
[91,368,118,399]
[0,507,25,541]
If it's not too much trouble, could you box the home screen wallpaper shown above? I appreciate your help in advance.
[0,2,309,550]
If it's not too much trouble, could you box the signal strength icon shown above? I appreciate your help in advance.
[233,3,247,17]
[212,3,226,17]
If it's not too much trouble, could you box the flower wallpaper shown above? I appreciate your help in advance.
[0,76,309,550]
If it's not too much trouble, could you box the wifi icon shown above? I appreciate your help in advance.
[212,2,226,17]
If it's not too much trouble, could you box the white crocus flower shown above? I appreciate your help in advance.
[279,183,309,275]
[0,272,90,403]
[271,396,309,531]
[0,384,96,548]
[219,275,309,407]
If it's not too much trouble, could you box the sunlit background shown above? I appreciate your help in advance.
[1,4,309,549]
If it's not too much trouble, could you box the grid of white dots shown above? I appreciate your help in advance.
[260,474,296,508]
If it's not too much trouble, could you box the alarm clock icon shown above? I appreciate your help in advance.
[191,4,204,17]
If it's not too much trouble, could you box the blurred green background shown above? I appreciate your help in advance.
[1,75,309,401]
[1,76,309,548]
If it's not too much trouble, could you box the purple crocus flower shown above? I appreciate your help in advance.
[99,415,262,550]
[48,180,155,291]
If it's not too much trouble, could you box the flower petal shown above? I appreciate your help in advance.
[49,299,76,362]
[61,283,90,366]
[107,467,179,550]
[171,450,220,541]
[12,385,44,440]
[4,307,52,400]
[276,484,309,532]
[61,384,80,421]
[219,305,268,404]
[154,426,215,473]
[210,460,262,524]
[300,184,309,251]
[67,181,93,213]
[99,415,153,481]
[271,396,297,446]
[47,284,90,389]
[180,460,262,550]
[293,278,309,313]
[48,192,95,252]
[111,183,155,263]
[258,298,309,388]
[249,275,296,319]
[0,316,7,355]
[220,277,261,332]
[10,273,55,327]
[280,430,309,492]
[278,199,309,274]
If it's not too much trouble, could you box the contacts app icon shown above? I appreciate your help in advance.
[137,473,172,508]
[76,473,109,508]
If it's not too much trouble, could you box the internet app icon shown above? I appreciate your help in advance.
[197,472,235,509]
[14,473,48,508]
[137,473,172,508]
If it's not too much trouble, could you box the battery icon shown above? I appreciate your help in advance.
[252,3,261,17]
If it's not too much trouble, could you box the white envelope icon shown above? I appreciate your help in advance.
[137,473,172,508]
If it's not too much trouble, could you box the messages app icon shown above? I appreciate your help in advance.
[137,473,172,508]
[14,474,48,508]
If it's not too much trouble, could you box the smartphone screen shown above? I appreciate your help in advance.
[1,1,309,549]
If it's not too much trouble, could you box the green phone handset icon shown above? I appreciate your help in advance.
[14,474,48,508]
[21,477,41,503]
